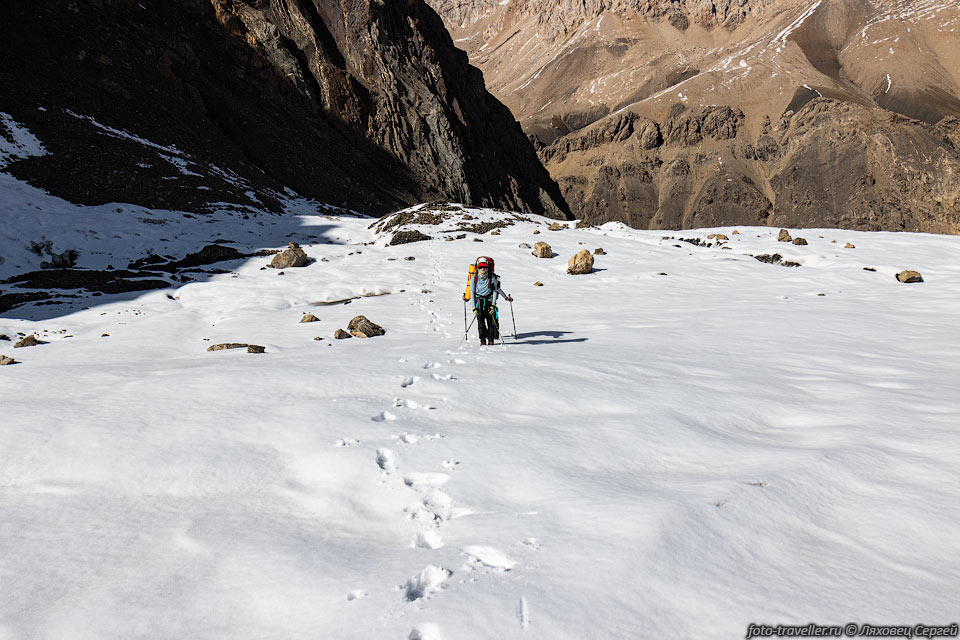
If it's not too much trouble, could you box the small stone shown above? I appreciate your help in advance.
[247,345,266,353]
[518,243,531,249]
[0,355,17,365]
[533,281,543,286]
[896,270,923,283]
[300,314,320,323]
[594,248,605,255]
[473,238,483,242]
[817,293,826,296]
[334,329,352,339]
[404,256,416,261]
[321,257,329,262]
[347,315,385,338]
[714,234,728,241]
[0,334,9,341]
[444,237,454,242]
[533,241,552,258]
[533,230,540,235]
[732,230,740,235]
[792,237,808,245]
[567,249,594,275]
[778,229,792,242]
[831,239,838,243]
[490,230,501,235]
[707,234,716,239]
[277,271,285,276]
[313,336,324,341]
[14,335,47,348]
[863,267,877,272]
[658,272,668,275]
[101,333,110,337]
[844,242,855,249]
[548,222,560,231]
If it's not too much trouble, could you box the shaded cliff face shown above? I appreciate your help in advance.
[0,0,569,218]
[428,0,960,232]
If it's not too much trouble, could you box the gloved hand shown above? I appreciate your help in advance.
[473,308,478,315]
[506,296,513,302]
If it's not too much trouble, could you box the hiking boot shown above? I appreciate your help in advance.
[487,339,495,346]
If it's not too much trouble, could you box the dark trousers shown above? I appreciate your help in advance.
[476,297,499,343]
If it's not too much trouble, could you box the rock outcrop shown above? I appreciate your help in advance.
[896,270,924,283]
[1,0,569,218]
[428,0,960,233]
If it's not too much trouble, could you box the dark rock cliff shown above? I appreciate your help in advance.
[0,0,570,218]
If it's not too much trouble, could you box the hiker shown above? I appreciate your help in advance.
[470,258,512,345]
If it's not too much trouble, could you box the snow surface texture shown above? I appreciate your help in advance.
[3,187,960,635]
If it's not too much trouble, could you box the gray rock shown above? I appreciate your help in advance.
[778,229,793,242]
[792,237,808,245]
[246,345,266,353]
[594,248,605,255]
[300,313,320,323]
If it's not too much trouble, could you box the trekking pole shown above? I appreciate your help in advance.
[459,315,477,348]
[462,299,467,333]
[509,300,517,341]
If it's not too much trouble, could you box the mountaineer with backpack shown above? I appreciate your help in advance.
[463,256,513,346]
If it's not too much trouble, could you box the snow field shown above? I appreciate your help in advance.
[2,201,960,638]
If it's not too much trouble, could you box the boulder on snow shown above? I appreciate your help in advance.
[490,230,501,235]
[207,343,249,352]
[548,222,560,231]
[13,335,47,348]
[533,281,544,287]
[533,241,552,258]
[532,230,540,235]
[844,242,856,249]
[334,329,352,339]
[707,233,717,239]
[778,229,793,242]
[732,230,740,235]
[714,234,729,241]
[348,315,385,338]
[246,345,266,353]
[896,270,924,283]
[567,249,594,274]
[594,248,605,255]
[390,230,432,245]
[0,355,18,365]
[792,237,808,245]
[300,313,320,323]
[269,242,310,269]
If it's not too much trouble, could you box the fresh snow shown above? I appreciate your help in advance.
[2,156,960,636]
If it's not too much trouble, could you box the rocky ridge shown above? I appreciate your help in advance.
[427,0,960,232]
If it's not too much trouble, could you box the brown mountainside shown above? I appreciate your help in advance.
[428,0,960,232]
[0,0,569,218]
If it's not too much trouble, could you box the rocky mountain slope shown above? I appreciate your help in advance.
[427,0,960,232]
[0,0,569,218]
